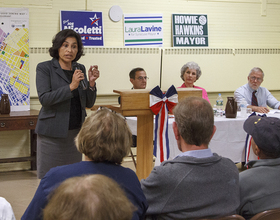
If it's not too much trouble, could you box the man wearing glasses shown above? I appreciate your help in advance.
[118,67,148,103]
[129,67,148,89]
[118,67,148,148]
[234,67,280,113]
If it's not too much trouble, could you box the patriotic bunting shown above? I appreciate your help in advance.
[150,85,178,163]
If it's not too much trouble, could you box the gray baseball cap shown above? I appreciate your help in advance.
[243,115,280,154]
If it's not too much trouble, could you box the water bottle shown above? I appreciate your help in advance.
[216,93,223,116]
[213,104,218,117]
[240,98,247,117]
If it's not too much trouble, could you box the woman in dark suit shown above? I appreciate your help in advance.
[35,29,100,178]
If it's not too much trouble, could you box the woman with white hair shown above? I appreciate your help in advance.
[178,61,210,103]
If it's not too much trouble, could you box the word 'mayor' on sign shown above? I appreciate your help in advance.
[172,14,208,47]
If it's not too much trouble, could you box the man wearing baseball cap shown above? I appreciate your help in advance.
[238,115,280,219]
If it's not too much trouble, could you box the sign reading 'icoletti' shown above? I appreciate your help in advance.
[60,10,104,47]
[172,14,208,47]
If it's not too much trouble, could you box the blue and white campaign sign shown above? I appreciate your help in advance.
[124,14,163,47]
[60,10,104,47]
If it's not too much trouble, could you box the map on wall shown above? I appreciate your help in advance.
[0,8,29,111]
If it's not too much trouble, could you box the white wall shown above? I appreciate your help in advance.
[21,0,280,96]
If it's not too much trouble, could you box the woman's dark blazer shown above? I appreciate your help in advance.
[35,58,96,138]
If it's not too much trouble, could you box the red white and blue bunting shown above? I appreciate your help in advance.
[149,85,178,163]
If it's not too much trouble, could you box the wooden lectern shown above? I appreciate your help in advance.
[110,88,202,180]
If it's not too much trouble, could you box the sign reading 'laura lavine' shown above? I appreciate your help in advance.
[124,14,163,47]
[172,14,208,47]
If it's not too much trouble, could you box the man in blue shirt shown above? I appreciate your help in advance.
[234,67,280,113]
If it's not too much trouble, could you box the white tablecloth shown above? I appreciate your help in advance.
[126,110,280,165]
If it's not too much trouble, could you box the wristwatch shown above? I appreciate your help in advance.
[89,84,96,91]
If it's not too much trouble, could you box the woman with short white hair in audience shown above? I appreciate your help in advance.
[22,107,148,220]
[178,61,210,103]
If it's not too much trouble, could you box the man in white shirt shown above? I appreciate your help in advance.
[119,67,148,147]
[129,67,148,89]
[234,67,280,113]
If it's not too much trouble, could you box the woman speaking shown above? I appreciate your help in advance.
[35,29,100,178]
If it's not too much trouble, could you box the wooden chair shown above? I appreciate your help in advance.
[200,214,245,220]
[250,208,280,220]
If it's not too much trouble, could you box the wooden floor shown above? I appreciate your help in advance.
[0,159,136,220]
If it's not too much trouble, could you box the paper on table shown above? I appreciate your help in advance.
[267,109,280,114]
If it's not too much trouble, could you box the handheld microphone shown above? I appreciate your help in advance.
[73,63,87,90]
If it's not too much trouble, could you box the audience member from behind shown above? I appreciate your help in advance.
[141,97,239,219]
[238,116,280,219]
[22,107,148,220]
[130,67,148,89]
[178,62,210,103]
[43,174,136,220]
[234,67,280,113]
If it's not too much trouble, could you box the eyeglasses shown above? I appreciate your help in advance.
[136,76,149,81]
[97,106,126,121]
[250,76,263,82]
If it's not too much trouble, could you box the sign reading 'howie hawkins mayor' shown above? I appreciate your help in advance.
[60,10,104,46]
[124,14,163,47]
[172,14,208,47]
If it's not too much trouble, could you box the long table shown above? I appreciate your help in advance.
[126,110,280,165]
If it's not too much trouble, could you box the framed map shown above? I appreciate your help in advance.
[0,8,29,111]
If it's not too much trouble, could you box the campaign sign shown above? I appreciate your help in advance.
[172,14,208,47]
[124,14,163,47]
[60,10,104,46]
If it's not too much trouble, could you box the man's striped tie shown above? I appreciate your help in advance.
[251,91,258,106]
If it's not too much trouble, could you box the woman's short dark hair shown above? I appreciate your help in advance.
[49,29,84,62]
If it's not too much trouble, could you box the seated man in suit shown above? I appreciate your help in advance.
[118,67,148,104]
[238,116,280,219]
[141,97,240,219]
[119,67,148,147]
[130,67,148,89]
[234,67,280,113]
